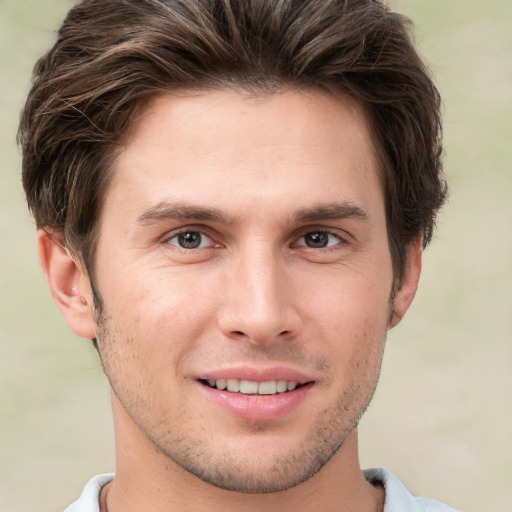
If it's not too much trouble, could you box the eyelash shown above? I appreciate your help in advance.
[164,228,347,252]
[293,230,345,250]
[166,229,216,251]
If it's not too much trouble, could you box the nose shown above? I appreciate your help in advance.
[217,246,300,345]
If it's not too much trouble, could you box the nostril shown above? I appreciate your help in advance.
[233,331,245,336]
[279,330,290,336]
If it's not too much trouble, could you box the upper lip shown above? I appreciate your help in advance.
[196,366,315,384]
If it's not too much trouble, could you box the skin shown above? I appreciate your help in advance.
[38,89,421,512]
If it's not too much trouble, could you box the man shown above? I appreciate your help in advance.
[18,0,457,510]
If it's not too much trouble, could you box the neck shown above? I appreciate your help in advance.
[103,394,384,512]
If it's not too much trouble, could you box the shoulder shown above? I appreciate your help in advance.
[364,468,460,512]
[62,474,114,512]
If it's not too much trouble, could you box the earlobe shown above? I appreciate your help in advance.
[37,229,97,339]
[388,238,423,329]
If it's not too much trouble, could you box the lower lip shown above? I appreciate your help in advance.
[197,382,313,422]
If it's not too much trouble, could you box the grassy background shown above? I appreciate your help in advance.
[1,0,510,510]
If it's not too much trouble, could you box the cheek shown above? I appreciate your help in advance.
[306,265,392,325]
[100,268,221,357]
[303,268,391,366]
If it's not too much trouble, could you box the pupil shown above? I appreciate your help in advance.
[305,232,328,248]
[178,232,201,249]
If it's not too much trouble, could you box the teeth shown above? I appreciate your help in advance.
[239,380,258,394]
[287,381,297,391]
[258,381,277,395]
[216,379,227,390]
[226,379,240,392]
[276,380,288,393]
[208,379,302,395]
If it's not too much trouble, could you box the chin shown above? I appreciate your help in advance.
[150,414,355,494]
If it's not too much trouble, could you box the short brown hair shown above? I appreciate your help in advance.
[19,0,446,283]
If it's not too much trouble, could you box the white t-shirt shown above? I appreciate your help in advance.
[63,468,459,512]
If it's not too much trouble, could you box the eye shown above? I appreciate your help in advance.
[168,230,213,249]
[296,230,342,249]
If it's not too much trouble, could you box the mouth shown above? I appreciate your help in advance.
[200,378,305,395]
[196,370,315,421]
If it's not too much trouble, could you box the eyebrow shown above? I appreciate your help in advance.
[294,203,369,223]
[136,201,235,225]
[136,201,369,226]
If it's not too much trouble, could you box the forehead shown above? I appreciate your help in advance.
[106,88,382,223]
[121,88,375,162]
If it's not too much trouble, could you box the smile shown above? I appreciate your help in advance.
[197,371,315,421]
[202,378,301,395]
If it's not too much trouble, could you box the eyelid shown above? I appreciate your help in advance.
[159,225,351,251]
[292,227,350,248]
[163,226,218,249]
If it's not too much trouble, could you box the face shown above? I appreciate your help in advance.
[91,89,400,492]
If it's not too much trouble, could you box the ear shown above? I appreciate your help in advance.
[388,237,423,329]
[37,229,97,340]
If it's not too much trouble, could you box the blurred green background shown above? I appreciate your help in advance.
[0,1,510,511]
